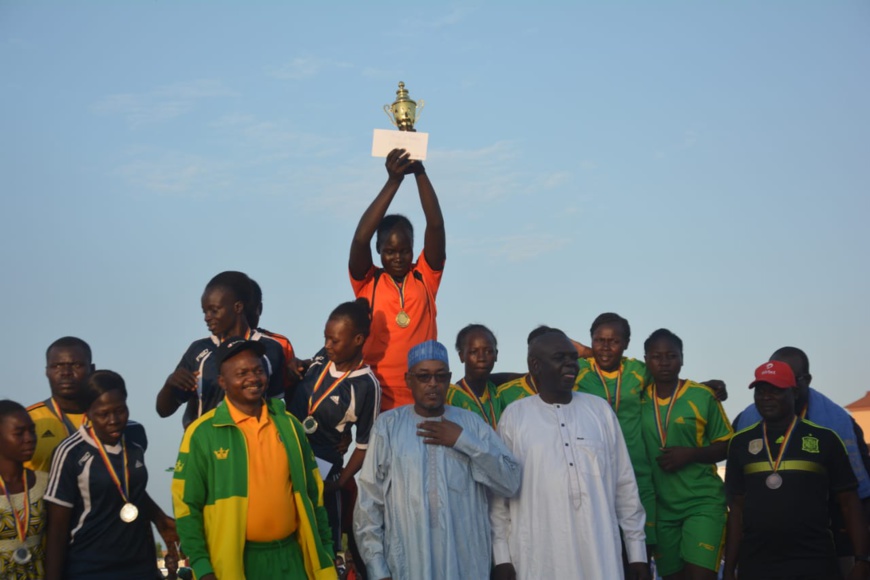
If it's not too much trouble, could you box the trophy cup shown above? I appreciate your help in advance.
[383,82,424,131]
[372,82,429,160]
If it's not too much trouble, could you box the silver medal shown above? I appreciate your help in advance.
[302,416,318,435]
[12,545,31,564]
[765,472,783,490]
[120,502,139,523]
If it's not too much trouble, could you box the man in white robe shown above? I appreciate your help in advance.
[491,328,650,580]
[354,340,521,580]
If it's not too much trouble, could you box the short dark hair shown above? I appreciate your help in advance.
[81,370,127,410]
[328,298,372,338]
[590,312,631,342]
[46,337,92,363]
[375,214,414,253]
[246,277,263,328]
[455,324,497,353]
[204,271,252,306]
[643,328,683,354]
[0,400,27,421]
[527,325,564,345]
[771,346,810,375]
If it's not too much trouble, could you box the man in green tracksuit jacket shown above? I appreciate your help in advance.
[172,337,337,579]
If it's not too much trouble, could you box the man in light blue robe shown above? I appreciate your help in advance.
[354,340,521,580]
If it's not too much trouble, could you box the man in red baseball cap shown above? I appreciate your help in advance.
[722,361,870,580]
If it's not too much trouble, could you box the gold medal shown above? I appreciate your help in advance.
[396,310,411,328]
[303,416,319,434]
[120,502,139,523]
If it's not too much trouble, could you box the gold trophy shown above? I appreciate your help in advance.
[384,82,424,131]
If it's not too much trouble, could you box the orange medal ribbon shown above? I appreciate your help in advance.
[763,416,798,475]
[387,274,411,327]
[458,379,497,428]
[87,426,130,503]
[594,362,622,413]
[49,397,81,435]
[653,380,683,447]
[0,472,30,545]
[308,361,363,415]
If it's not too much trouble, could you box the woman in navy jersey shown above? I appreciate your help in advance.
[45,371,177,580]
[290,298,380,578]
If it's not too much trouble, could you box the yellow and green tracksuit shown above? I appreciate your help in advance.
[172,398,336,580]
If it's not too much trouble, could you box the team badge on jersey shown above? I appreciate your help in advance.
[748,438,763,455]
[214,447,229,459]
[801,435,820,453]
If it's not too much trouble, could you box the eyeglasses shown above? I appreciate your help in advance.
[410,371,451,384]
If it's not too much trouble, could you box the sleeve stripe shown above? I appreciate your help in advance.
[45,432,83,499]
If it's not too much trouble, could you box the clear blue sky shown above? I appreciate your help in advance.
[2,1,868,513]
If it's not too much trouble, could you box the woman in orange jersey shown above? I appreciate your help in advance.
[349,148,445,411]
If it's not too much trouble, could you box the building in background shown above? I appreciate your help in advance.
[846,392,870,445]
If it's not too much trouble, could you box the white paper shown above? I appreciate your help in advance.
[372,128,429,160]
[315,456,333,479]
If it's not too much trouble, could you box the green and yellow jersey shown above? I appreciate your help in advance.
[446,380,499,428]
[494,374,538,419]
[641,380,733,519]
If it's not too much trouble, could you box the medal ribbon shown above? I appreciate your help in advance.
[387,274,408,312]
[308,361,362,415]
[88,426,130,502]
[593,362,622,413]
[458,379,497,427]
[523,373,538,395]
[47,397,79,435]
[0,473,30,545]
[653,380,683,447]
[762,416,798,474]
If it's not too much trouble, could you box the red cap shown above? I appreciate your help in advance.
[748,360,796,390]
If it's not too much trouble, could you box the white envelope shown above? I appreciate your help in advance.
[315,456,333,479]
[372,128,429,160]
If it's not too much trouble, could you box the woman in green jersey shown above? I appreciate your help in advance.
[445,324,500,428]
[574,312,659,550]
[641,329,733,580]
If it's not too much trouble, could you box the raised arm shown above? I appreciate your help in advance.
[415,163,445,271]
[349,149,413,281]
[570,338,592,359]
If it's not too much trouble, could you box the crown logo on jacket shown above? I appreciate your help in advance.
[214,447,230,460]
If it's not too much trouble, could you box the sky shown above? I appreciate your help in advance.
[2,1,869,514]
